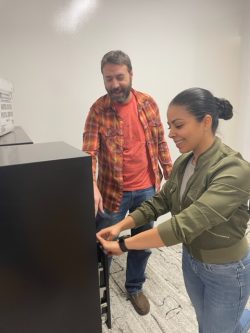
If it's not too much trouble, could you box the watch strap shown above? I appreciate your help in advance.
[118,237,129,252]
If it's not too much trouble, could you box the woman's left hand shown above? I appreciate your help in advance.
[97,234,123,256]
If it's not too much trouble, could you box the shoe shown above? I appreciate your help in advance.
[128,291,150,315]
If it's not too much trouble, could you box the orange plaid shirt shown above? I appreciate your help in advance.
[82,89,172,212]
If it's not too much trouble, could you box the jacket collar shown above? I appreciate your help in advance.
[195,136,222,169]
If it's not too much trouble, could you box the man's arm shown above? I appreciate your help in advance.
[82,108,99,179]
[82,107,104,215]
[93,180,104,215]
[154,105,172,179]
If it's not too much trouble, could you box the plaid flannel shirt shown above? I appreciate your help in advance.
[82,89,172,212]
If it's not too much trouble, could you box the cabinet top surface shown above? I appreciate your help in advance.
[0,141,90,167]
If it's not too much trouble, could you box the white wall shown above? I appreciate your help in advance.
[238,0,250,161]
[0,0,247,162]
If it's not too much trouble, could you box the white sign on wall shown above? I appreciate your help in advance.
[0,78,14,136]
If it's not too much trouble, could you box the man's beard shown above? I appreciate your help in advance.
[107,84,132,104]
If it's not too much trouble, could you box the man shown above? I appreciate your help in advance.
[82,50,172,315]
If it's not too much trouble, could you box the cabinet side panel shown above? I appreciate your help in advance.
[0,155,101,333]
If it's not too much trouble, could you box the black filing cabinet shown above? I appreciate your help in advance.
[0,141,102,333]
[98,245,111,328]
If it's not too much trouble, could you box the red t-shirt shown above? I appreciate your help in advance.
[115,94,155,191]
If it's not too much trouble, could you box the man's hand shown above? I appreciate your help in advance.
[93,181,104,216]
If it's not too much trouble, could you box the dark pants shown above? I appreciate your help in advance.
[96,186,155,294]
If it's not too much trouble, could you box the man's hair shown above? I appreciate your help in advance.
[101,50,132,73]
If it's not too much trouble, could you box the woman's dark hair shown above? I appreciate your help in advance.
[169,87,233,133]
[101,50,132,73]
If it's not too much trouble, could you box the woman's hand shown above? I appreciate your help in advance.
[96,224,122,241]
[96,215,137,256]
[96,236,123,256]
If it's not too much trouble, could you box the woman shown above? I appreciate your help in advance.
[96,87,250,333]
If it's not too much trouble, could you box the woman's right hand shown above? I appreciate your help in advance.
[96,224,121,241]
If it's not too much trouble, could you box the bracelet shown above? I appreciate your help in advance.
[118,237,129,252]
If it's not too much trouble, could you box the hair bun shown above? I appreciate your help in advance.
[214,97,233,120]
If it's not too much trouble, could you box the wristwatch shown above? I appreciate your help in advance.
[118,237,129,252]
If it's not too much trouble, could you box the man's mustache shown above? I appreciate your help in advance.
[110,88,122,94]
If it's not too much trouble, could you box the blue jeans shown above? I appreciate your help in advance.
[96,186,155,295]
[182,246,250,333]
